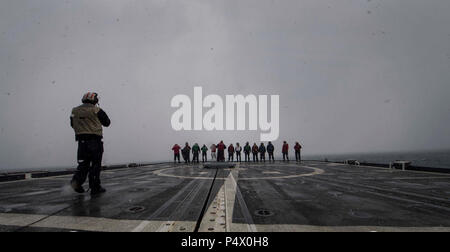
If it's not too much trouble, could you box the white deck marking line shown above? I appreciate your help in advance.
[153,164,324,181]
[0,164,168,185]
[225,163,257,232]
[132,220,151,232]
[262,171,281,174]
[2,212,450,232]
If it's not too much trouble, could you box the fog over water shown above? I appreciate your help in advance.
[1,0,450,171]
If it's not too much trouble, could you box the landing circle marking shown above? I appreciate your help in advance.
[153,164,324,180]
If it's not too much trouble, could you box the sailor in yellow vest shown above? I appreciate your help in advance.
[70,92,111,195]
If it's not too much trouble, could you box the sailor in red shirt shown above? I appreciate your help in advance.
[252,143,259,162]
[282,141,289,161]
[172,144,181,163]
[294,142,302,162]
[210,144,217,160]
[217,141,226,162]
[228,144,235,162]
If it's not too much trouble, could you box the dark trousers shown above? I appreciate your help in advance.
[253,153,259,162]
[174,153,180,163]
[202,152,207,162]
[295,151,301,162]
[228,152,234,162]
[244,152,250,162]
[283,152,289,161]
[193,152,200,163]
[236,152,242,162]
[72,139,103,190]
[218,150,225,162]
[268,152,274,162]
[260,152,266,162]
[183,153,190,163]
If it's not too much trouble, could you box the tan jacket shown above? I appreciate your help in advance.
[71,104,103,136]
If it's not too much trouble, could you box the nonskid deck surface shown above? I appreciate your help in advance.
[0,161,449,232]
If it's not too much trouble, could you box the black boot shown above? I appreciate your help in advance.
[90,186,106,196]
[71,180,85,193]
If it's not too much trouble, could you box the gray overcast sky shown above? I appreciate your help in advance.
[1,0,450,171]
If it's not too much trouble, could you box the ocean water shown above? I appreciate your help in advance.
[305,150,450,170]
